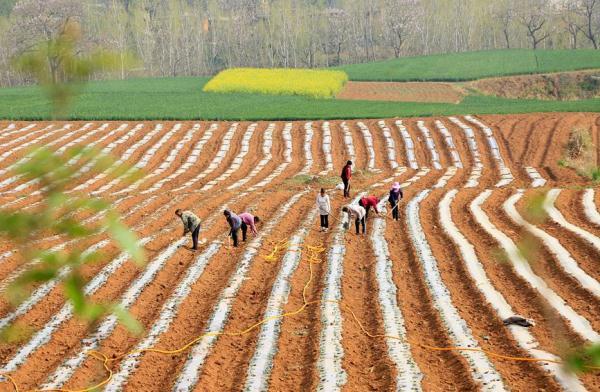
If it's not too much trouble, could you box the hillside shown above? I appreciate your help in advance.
[339,49,600,82]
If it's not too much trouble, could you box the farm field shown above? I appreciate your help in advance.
[0,114,598,391]
[1,76,600,120]
[203,68,348,99]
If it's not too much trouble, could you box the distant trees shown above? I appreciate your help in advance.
[1,0,599,87]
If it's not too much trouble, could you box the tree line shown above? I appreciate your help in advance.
[0,0,599,87]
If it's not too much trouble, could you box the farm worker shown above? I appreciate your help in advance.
[341,160,352,198]
[316,188,331,232]
[239,212,260,242]
[224,210,243,247]
[342,204,366,235]
[175,209,202,250]
[389,182,404,221]
[358,195,380,219]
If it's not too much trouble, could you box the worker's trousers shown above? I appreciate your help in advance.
[389,200,399,220]
[342,178,350,198]
[364,205,375,219]
[355,217,366,234]
[320,214,329,228]
[191,225,200,249]
[241,222,248,242]
[231,223,247,247]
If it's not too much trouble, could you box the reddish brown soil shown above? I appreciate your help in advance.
[472,71,600,101]
[0,114,598,392]
[337,81,466,103]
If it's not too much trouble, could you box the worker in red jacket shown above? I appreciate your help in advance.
[358,195,380,219]
[341,160,352,198]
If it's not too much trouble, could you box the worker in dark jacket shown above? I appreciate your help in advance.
[341,160,352,198]
[359,195,380,219]
[224,209,243,247]
[175,209,202,250]
[389,182,403,221]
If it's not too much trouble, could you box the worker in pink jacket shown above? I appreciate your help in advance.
[239,212,260,242]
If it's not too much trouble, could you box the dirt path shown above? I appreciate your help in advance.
[384,171,477,390]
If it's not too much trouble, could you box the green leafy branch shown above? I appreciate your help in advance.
[0,146,146,338]
[565,343,600,373]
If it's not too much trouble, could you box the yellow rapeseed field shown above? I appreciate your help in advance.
[203,68,349,99]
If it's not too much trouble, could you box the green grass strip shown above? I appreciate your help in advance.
[339,49,600,82]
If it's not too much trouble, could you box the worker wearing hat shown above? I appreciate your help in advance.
[389,182,403,221]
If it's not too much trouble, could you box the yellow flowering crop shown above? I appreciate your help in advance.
[203,68,348,99]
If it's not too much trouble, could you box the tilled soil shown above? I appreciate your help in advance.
[0,114,598,392]
[337,82,466,104]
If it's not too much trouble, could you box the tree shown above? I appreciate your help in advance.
[382,0,417,58]
[518,1,551,49]
[98,0,132,80]
[575,0,599,49]
[10,0,84,53]
[493,0,517,48]
[324,8,348,66]
[12,14,130,118]
[13,26,125,118]
[561,1,581,48]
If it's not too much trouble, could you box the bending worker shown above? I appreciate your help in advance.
[358,195,380,219]
[224,209,242,247]
[175,209,202,250]
[389,182,403,221]
[341,160,352,198]
[239,211,260,242]
[342,204,366,235]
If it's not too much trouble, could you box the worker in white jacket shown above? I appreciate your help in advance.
[316,188,331,232]
[342,204,366,235]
